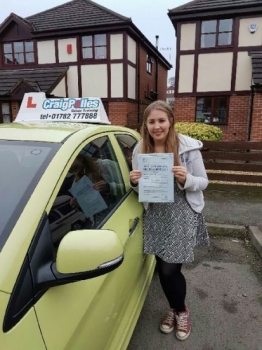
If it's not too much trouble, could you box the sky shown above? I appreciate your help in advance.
[0,0,189,78]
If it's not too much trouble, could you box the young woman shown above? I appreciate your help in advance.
[129,100,209,341]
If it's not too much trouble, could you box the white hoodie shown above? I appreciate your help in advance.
[132,134,208,213]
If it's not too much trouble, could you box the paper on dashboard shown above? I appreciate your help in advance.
[137,153,174,203]
[69,175,108,218]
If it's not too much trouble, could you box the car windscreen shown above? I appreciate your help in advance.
[0,141,60,252]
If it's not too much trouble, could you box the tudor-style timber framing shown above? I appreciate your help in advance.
[0,0,172,125]
[169,0,262,141]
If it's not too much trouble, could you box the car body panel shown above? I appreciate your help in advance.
[0,121,155,350]
[34,190,145,350]
[108,255,155,350]
[32,129,145,349]
[0,122,96,142]
[0,292,45,350]
[0,126,139,293]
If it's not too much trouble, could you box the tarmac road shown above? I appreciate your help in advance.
[128,236,262,350]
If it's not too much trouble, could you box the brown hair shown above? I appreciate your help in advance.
[140,100,180,166]
[76,154,103,181]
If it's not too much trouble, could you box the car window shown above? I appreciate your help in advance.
[115,134,138,171]
[49,136,126,244]
[0,141,59,252]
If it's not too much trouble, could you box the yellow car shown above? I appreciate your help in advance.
[0,94,155,350]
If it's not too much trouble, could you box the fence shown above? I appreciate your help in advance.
[201,141,262,184]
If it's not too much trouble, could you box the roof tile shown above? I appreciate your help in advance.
[169,0,262,14]
[250,51,262,85]
[26,0,130,32]
[0,67,68,95]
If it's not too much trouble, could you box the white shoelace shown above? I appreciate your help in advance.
[176,313,188,331]
[164,309,175,323]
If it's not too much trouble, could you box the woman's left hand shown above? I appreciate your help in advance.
[93,180,109,193]
[172,166,187,185]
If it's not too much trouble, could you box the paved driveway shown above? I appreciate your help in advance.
[128,236,262,350]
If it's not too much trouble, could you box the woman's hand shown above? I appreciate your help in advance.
[93,180,109,193]
[129,170,142,185]
[70,197,79,209]
[172,166,187,185]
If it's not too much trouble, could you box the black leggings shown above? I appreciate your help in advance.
[156,256,186,313]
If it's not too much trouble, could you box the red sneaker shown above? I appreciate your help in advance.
[175,307,191,340]
[160,308,176,334]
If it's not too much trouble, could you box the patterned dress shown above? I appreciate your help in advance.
[143,180,209,263]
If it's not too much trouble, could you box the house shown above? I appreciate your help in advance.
[0,0,171,126]
[166,85,175,107]
[168,0,262,141]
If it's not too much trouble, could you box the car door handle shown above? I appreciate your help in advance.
[129,217,140,236]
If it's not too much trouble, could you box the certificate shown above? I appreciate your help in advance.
[69,175,108,218]
[137,153,174,203]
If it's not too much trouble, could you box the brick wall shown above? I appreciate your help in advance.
[139,47,156,105]
[223,95,250,141]
[251,92,262,141]
[173,94,261,141]
[126,101,138,128]
[138,46,168,105]
[108,102,130,126]
[174,97,196,122]
[108,101,140,128]
[158,63,168,102]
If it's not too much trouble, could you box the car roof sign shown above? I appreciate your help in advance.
[14,92,110,124]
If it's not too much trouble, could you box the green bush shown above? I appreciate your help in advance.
[175,122,222,141]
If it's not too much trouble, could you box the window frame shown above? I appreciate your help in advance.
[2,41,35,66]
[47,134,127,244]
[195,96,229,125]
[115,134,138,172]
[200,19,234,49]
[81,34,107,60]
[0,102,11,123]
[146,55,153,74]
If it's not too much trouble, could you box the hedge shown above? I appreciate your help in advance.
[175,122,222,141]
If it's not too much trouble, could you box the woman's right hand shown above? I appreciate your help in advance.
[70,197,79,209]
[129,170,142,185]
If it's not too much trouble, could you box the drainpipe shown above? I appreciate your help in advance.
[137,43,141,124]
[155,57,159,100]
[155,35,159,101]
[247,85,255,141]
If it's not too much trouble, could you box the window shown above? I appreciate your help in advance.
[82,34,107,59]
[196,97,228,124]
[0,141,59,251]
[146,55,153,74]
[1,102,11,123]
[201,19,233,48]
[115,134,138,171]
[49,136,126,244]
[3,41,35,65]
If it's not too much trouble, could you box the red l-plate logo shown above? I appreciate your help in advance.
[27,96,37,108]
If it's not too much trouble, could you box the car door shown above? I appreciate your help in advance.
[33,133,145,350]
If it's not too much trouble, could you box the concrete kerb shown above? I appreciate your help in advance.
[249,226,262,258]
[207,222,262,259]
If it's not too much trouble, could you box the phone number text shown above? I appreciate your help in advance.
[40,113,98,120]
